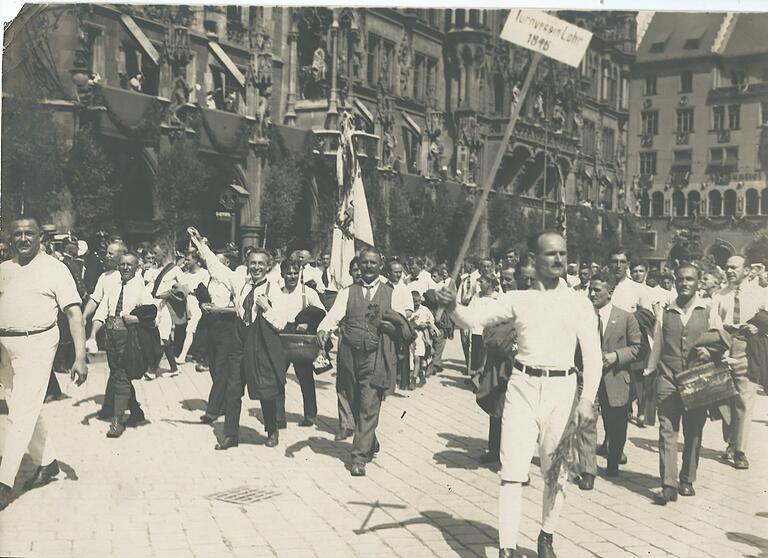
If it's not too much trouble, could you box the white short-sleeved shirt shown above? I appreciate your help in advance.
[90,270,121,305]
[0,251,82,331]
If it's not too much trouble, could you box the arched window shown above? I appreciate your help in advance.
[709,190,722,216]
[762,188,768,215]
[640,191,650,216]
[724,189,737,216]
[687,191,701,217]
[672,190,686,216]
[746,188,760,215]
[651,191,664,216]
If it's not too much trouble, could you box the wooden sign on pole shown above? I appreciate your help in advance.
[440,11,592,310]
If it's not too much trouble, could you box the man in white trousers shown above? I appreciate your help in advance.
[0,216,87,510]
[436,231,602,558]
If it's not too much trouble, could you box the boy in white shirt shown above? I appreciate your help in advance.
[408,290,436,389]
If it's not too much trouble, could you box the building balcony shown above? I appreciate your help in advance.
[640,134,654,148]
[708,81,768,103]
[715,129,731,144]
[511,119,580,156]
[226,20,248,47]
[675,131,690,146]
[312,130,379,161]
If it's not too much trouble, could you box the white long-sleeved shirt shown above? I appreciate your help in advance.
[278,284,324,322]
[93,275,155,324]
[193,238,286,330]
[710,282,768,327]
[450,279,602,401]
[318,275,413,333]
[611,277,650,313]
[90,269,121,305]
[300,264,325,294]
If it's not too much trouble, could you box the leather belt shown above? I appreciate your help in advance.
[514,360,575,378]
[0,322,57,337]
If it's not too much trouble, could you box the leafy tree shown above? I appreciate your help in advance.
[261,154,305,251]
[1,97,68,226]
[155,138,211,248]
[487,193,531,255]
[745,232,768,264]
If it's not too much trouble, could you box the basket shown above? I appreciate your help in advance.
[280,334,320,364]
[677,361,738,411]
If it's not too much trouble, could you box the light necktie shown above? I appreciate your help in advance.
[733,286,741,325]
[115,282,126,317]
[363,283,374,302]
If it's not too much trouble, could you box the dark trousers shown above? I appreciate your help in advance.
[205,315,240,419]
[631,369,657,425]
[488,416,501,457]
[294,362,317,418]
[104,328,141,419]
[601,402,630,470]
[460,331,471,374]
[46,371,62,399]
[260,398,278,435]
[657,376,707,488]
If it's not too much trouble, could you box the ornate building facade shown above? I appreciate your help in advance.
[626,12,768,269]
[3,6,638,253]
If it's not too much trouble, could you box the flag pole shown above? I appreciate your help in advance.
[443,53,542,299]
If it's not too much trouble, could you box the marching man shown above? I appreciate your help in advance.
[436,231,602,558]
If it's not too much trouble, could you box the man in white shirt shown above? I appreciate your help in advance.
[83,241,126,321]
[176,251,211,364]
[607,248,649,313]
[0,216,87,510]
[404,257,435,295]
[435,231,601,558]
[710,256,768,470]
[317,247,412,477]
[86,253,155,438]
[277,259,325,427]
[297,249,325,294]
[565,263,581,288]
[189,228,288,449]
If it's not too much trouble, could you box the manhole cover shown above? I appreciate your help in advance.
[208,486,281,505]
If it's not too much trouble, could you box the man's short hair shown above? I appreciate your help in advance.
[246,247,272,264]
[11,214,43,230]
[630,260,648,270]
[526,230,562,255]
[589,271,615,290]
[359,246,382,261]
[675,262,701,279]
[280,258,300,274]
[349,256,360,272]
[121,251,140,263]
[608,247,631,261]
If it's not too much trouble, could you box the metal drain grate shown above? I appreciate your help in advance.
[208,485,281,505]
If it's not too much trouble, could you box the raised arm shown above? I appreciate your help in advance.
[188,228,237,294]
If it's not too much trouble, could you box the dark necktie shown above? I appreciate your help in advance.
[243,280,266,325]
[733,286,741,325]
[115,282,126,317]
[322,268,329,288]
[596,309,604,345]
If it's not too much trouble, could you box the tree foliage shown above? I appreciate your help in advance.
[1,97,68,226]
[487,193,531,255]
[155,138,211,248]
[261,154,306,251]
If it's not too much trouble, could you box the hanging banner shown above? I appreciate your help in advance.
[501,10,593,68]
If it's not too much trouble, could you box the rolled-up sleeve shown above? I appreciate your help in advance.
[318,288,349,333]
[450,294,515,331]
[192,237,238,295]
[53,263,82,312]
[575,296,602,401]
[93,297,108,324]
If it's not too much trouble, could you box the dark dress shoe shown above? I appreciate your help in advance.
[537,531,556,558]
[723,446,735,461]
[499,548,516,558]
[596,442,608,457]
[0,483,12,510]
[604,464,619,478]
[199,414,218,424]
[215,436,239,450]
[277,420,287,430]
[479,451,500,464]
[298,417,315,427]
[106,419,126,438]
[578,473,595,490]
[350,463,366,477]
[734,452,750,469]
[619,452,628,465]
[335,428,354,441]
[265,431,279,447]
[656,486,678,505]
[23,461,60,490]
[678,483,695,496]
[125,409,145,427]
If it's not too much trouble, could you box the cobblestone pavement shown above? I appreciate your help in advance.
[1,336,767,558]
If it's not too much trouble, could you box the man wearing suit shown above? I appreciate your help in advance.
[578,272,642,490]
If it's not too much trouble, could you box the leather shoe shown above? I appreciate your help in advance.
[596,442,608,457]
[215,436,239,450]
[335,428,354,441]
[678,482,695,496]
[498,548,517,558]
[0,483,12,511]
[350,463,366,477]
[199,413,218,425]
[265,431,279,447]
[125,409,145,427]
[656,486,678,505]
[106,418,125,438]
[619,452,628,465]
[723,446,735,461]
[578,473,595,491]
[298,417,315,427]
[604,464,619,478]
[537,531,556,558]
[23,460,59,490]
[733,452,749,469]
[479,451,500,464]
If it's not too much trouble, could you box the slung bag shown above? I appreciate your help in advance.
[676,360,738,411]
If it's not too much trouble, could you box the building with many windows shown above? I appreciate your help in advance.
[3,6,638,256]
[627,12,768,268]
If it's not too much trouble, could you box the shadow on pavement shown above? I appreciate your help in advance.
[599,466,658,501]
[725,532,768,557]
[628,436,723,462]
[432,433,487,470]
[283,436,351,463]
[71,394,105,408]
[212,423,267,446]
[362,510,532,557]
[438,375,475,391]
[180,398,208,412]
